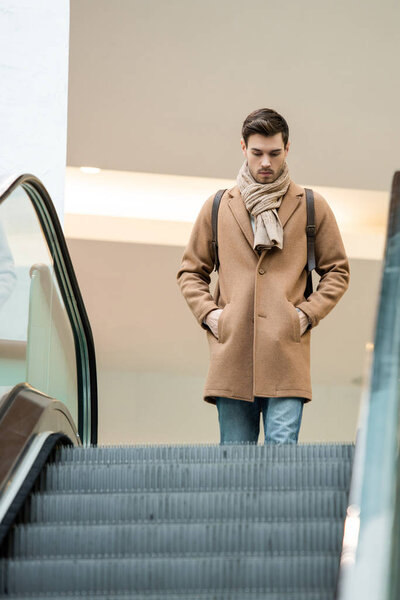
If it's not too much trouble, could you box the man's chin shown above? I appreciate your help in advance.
[255,174,275,184]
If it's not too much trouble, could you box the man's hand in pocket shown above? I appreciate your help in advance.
[296,307,310,335]
[205,308,223,339]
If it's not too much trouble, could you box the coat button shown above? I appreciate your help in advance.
[258,268,265,275]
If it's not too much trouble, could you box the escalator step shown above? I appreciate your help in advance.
[55,443,355,464]
[2,444,353,597]
[41,461,351,492]
[0,591,336,599]
[0,555,340,594]
[9,519,344,558]
[27,488,349,524]
[40,460,352,493]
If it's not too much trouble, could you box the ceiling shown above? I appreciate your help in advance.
[67,0,400,192]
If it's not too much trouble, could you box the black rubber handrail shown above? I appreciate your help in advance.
[0,382,81,546]
[0,174,98,445]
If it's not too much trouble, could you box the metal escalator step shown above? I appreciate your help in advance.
[55,443,355,465]
[2,444,351,597]
[40,460,352,493]
[27,488,349,524]
[0,554,340,594]
[9,519,344,558]
[0,591,336,600]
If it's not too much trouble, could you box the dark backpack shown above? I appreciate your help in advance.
[210,188,316,298]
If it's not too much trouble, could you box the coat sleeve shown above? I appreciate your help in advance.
[295,192,350,328]
[176,194,220,329]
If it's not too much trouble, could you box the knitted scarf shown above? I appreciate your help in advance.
[236,160,291,252]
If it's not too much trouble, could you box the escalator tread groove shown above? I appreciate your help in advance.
[1,443,353,597]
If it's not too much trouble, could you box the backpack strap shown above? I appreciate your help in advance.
[304,188,316,298]
[211,189,227,271]
[211,187,316,290]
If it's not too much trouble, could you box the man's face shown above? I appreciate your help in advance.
[240,132,290,184]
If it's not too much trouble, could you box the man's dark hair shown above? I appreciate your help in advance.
[242,108,289,148]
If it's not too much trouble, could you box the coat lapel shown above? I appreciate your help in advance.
[277,181,304,228]
[227,186,255,250]
[227,181,305,251]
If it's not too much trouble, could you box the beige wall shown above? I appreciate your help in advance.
[67,0,400,191]
[98,368,362,446]
[65,1,394,445]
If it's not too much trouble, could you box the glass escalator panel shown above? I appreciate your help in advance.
[0,184,78,422]
[0,175,97,445]
[337,171,400,600]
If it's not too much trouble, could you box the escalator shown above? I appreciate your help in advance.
[0,173,399,598]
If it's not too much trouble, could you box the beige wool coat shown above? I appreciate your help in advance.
[177,181,350,404]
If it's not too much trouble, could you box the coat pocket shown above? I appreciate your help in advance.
[287,302,301,344]
[217,303,230,343]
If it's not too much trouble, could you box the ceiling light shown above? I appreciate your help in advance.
[80,167,101,174]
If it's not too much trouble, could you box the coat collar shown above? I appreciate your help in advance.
[227,180,305,251]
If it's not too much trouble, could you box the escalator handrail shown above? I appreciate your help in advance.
[0,382,80,545]
[0,173,98,445]
[338,171,400,600]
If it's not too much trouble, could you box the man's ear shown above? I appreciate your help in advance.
[240,138,247,155]
[285,140,291,155]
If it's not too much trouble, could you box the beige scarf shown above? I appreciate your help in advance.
[237,160,291,252]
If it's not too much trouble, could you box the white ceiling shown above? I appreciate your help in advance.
[67,0,400,191]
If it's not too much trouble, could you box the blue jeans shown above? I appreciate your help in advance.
[216,396,304,445]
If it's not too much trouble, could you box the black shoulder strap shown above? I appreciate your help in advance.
[211,187,316,285]
[304,188,316,298]
[211,189,226,271]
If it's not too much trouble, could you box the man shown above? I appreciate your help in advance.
[177,108,350,445]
